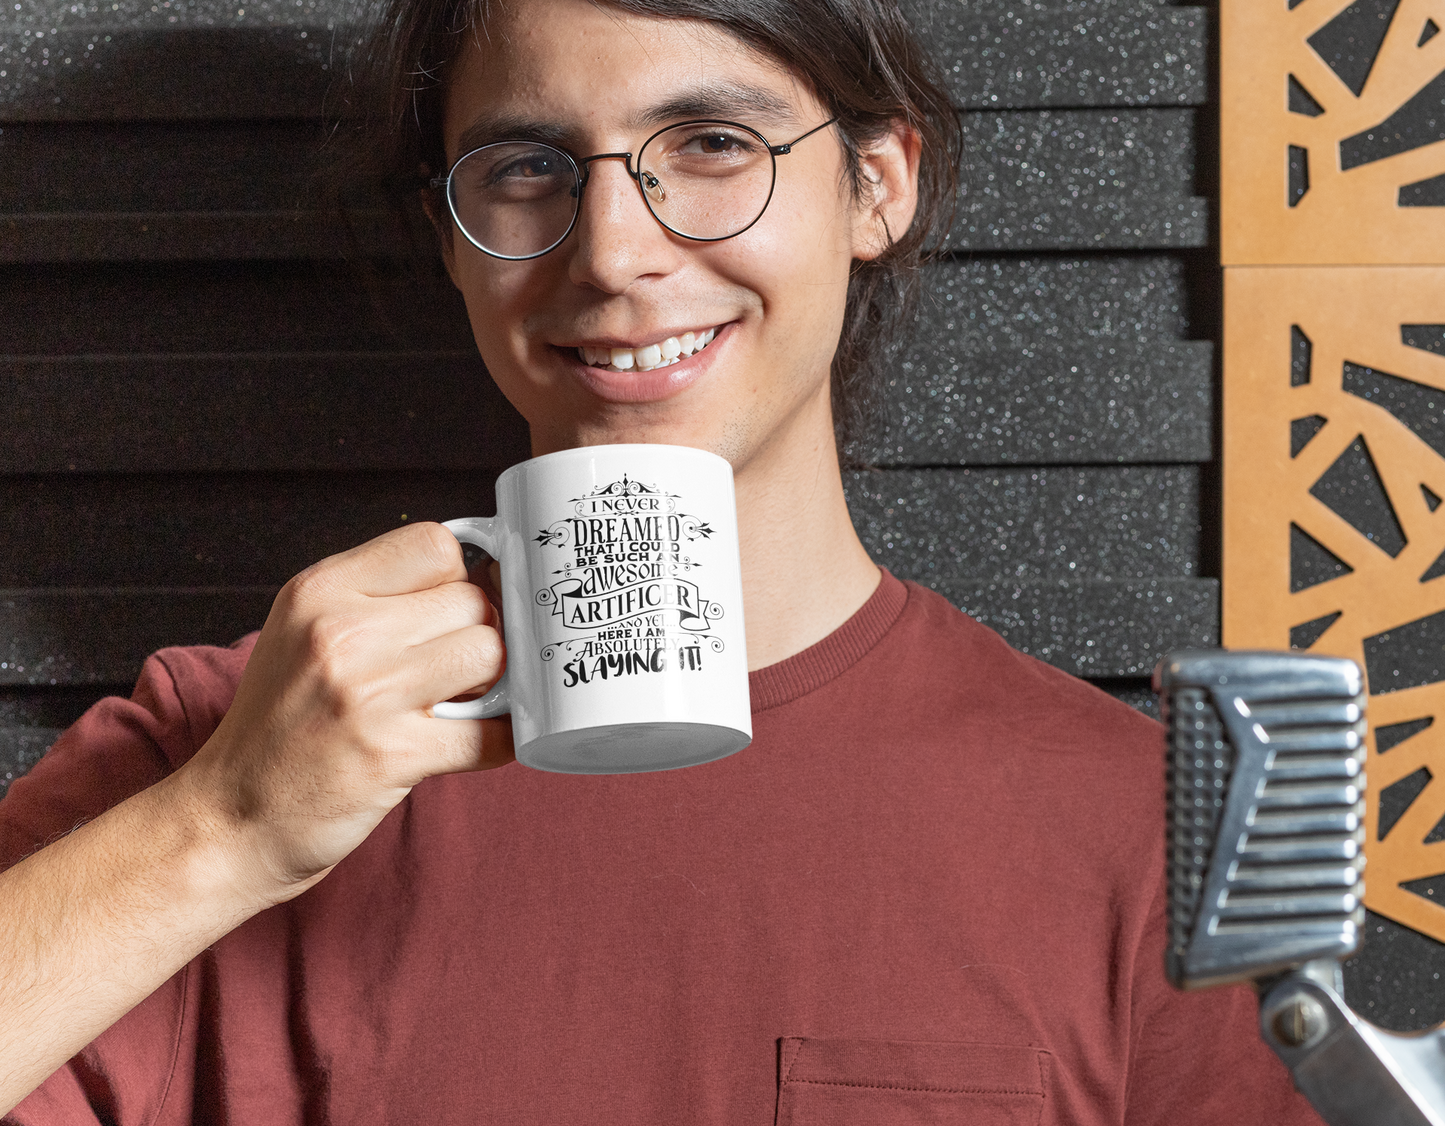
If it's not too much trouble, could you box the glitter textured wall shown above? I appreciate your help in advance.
[0,0,1217,776]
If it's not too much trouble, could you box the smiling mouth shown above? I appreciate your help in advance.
[576,327,718,373]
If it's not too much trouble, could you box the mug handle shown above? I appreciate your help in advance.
[433,517,511,720]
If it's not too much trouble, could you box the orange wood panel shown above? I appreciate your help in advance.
[1222,0,1445,265]
[1224,265,1445,939]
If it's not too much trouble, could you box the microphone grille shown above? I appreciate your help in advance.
[1156,651,1366,990]
[1166,686,1235,969]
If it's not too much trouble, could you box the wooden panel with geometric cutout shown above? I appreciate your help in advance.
[1222,0,1445,265]
[1223,266,1445,941]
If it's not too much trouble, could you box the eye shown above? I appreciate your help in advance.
[696,133,740,154]
[453,144,574,205]
[491,151,563,183]
[678,130,756,157]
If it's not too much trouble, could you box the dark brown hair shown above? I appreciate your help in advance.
[356,0,961,456]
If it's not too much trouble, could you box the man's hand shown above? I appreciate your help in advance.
[0,523,513,1115]
[180,521,515,904]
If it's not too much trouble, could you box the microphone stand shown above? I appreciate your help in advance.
[1259,960,1445,1126]
[1156,651,1445,1126]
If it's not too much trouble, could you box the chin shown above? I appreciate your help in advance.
[567,417,727,453]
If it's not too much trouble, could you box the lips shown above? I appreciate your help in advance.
[576,327,718,372]
[564,322,730,405]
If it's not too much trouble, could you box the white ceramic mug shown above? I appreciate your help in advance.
[435,444,752,774]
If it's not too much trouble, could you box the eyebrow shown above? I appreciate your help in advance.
[632,81,798,131]
[452,81,801,158]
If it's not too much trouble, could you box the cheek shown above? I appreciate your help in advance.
[729,184,855,349]
[782,156,860,249]
[451,252,545,359]
[760,174,856,300]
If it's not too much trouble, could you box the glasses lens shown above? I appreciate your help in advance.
[447,142,578,259]
[636,122,775,240]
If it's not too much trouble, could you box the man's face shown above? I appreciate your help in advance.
[439,0,874,468]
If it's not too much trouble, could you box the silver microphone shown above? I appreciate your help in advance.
[1156,650,1445,1126]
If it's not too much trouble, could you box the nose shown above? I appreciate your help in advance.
[566,156,684,293]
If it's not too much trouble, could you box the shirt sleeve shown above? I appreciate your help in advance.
[1123,865,1326,1126]
[1,639,253,1126]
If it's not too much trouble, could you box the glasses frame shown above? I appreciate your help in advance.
[432,117,839,261]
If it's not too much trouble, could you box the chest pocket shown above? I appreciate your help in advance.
[776,1037,1050,1126]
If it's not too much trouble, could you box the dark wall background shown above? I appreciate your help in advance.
[26,0,1442,1040]
[0,0,1216,757]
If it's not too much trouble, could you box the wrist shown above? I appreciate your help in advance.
[150,760,323,928]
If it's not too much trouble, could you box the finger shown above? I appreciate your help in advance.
[417,716,517,776]
[383,579,495,647]
[292,523,469,602]
[324,713,514,793]
[399,623,508,712]
[386,714,517,783]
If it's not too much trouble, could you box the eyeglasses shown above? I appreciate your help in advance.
[432,117,838,261]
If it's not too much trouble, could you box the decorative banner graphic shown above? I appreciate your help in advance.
[540,576,717,632]
[531,475,726,682]
[1223,266,1445,942]
[1222,0,1445,266]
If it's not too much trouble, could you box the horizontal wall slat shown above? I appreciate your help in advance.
[0,26,348,122]
[7,467,1202,590]
[0,579,1214,687]
[0,117,417,261]
[863,339,1211,466]
[902,1,1207,109]
[0,255,1189,358]
[930,577,1218,677]
[0,211,415,263]
[1,111,1205,261]
[952,109,1206,250]
[1,121,344,212]
[846,467,1199,583]
[0,472,506,587]
[9,114,1204,221]
[913,255,1192,346]
[0,3,1206,122]
[0,263,475,355]
[0,587,278,686]
[2,253,1207,472]
[2,354,529,473]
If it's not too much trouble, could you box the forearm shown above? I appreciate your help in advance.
[0,525,509,1116]
[0,771,275,1117]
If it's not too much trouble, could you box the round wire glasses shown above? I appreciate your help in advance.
[433,118,838,261]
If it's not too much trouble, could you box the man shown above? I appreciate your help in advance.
[0,0,1323,1121]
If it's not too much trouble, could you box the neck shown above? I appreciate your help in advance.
[729,392,880,671]
[527,382,881,672]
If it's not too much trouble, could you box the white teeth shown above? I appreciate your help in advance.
[576,328,719,371]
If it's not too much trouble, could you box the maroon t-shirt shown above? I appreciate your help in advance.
[2,574,1322,1125]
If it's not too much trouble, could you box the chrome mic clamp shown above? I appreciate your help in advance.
[1156,650,1445,1126]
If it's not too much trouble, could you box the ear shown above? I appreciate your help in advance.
[849,119,922,263]
[420,181,461,286]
